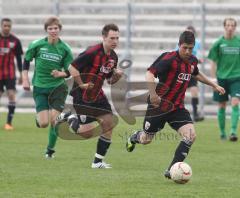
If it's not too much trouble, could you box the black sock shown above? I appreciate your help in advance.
[191,97,198,117]
[7,102,16,125]
[168,139,193,170]
[130,130,142,144]
[94,136,111,163]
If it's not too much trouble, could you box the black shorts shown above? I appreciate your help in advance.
[0,79,16,92]
[188,78,198,88]
[73,96,112,124]
[143,107,193,134]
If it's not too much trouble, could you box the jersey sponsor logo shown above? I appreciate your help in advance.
[0,47,10,55]
[100,59,115,74]
[177,73,191,83]
[100,66,112,74]
[221,46,240,55]
[40,52,62,62]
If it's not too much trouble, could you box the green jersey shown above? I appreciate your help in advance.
[208,36,240,79]
[25,38,73,88]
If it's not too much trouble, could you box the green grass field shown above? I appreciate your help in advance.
[0,113,240,198]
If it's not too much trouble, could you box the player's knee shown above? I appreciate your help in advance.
[40,123,49,128]
[101,118,114,131]
[38,121,49,128]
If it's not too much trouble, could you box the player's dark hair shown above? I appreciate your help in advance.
[186,25,196,35]
[179,31,195,46]
[102,23,119,36]
[223,17,237,27]
[1,18,12,24]
[44,16,62,31]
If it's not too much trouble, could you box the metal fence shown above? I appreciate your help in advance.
[0,1,240,116]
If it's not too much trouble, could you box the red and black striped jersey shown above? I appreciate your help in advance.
[71,43,118,102]
[148,51,199,111]
[0,33,23,80]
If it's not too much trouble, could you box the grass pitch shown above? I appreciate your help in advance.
[0,113,240,198]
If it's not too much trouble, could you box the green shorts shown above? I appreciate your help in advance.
[33,83,68,113]
[213,78,240,102]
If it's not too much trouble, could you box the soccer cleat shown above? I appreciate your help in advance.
[126,137,136,152]
[164,169,171,179]
[91,161,112,169]
[229,133,238,142]
[67,114,80,134]
[4,123,14,130]
[220,134,227,140]
[55,111,72,125]
[45,148,55,159]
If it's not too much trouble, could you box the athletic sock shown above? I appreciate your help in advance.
[218,108,226,136]
[47,125,58,150]
[231,105,239,135]
[7,102,16,125]
[168,139,193,170]
[93,136,111,163]
[191,97,198,117]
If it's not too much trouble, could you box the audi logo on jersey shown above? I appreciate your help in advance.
[177,73,191,83]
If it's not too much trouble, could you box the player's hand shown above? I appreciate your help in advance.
[214,85,225,95]
[79,82,94,90]
[108,69,123,84]
[51,70,63,78]
[150,93,161,107]
[22,79,31,91]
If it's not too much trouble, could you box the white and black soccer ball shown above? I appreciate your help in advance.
[170,162,192,184]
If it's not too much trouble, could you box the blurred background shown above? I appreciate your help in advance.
[0,0,239,116]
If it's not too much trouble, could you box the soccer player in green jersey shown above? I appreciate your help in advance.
[208,18,240,141]
[22,16,73,158]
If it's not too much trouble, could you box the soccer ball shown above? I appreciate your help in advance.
[169,162,192,184]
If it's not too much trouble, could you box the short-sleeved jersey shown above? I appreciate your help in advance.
[208,36,240,79]
[25,38,73,88]
[71,43,118,102]
[148,51,199,111]
[0,33,23,80]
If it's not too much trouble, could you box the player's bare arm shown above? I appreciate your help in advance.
[209,60,217,79]
[51,69,69,78]
[22,70,31,91]
[69,65,94,89]
[146,71,161,107]
[195,72,225,95]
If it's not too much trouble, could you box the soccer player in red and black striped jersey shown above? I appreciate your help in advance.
[126,31,225,179]
[67,23,123,168]
[0,18,23,130]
